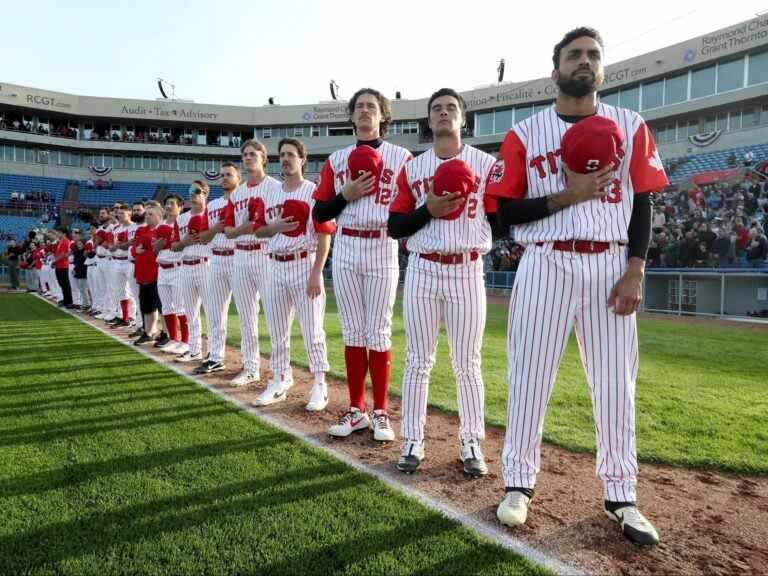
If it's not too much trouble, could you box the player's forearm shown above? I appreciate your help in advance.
[252,223,278,238]
[312,194,347,223]
[312,234,331,273]
[387,206,433,239]
[627,192,652,260]
[170,241,184,252]
[224,227,238,239]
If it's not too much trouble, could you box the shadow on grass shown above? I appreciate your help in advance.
[0,404,235,448]
[0,463,359,573]
[0,385,204,417]
[0,435,288,499]
[0,371,178,395]
[1,361,158,381]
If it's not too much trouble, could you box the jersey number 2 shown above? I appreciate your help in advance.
[600,179,622,204]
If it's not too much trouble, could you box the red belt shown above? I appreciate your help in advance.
[536,240,622,254]
[183,258,208,266]
[159,262,178,270]
[236,243,264,251]
[113,256,128,261]
[212,249,235,256]
[270,251,308,262]
[419,251,479,265]
[341,227,383,239]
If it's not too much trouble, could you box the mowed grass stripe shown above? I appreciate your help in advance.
[223,291,768,474]
[0,295,548,576]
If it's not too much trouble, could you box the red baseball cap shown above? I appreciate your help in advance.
[347,145,383,196]
[248,197,265,223]
[560,115,624,174]
[280,199,310,237]
[433,159,476,221]
[188,213,209,233]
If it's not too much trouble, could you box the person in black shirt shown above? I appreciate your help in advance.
[5,239,23,290]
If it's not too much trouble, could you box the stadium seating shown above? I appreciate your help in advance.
[0,174,66,202]
[664,143,768,185]
[0,215,54,250]
[77,180,223,205]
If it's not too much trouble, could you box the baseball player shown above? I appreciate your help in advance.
[223,139,282,386]
[488,28,667,546]
[154,194,188,354]
[194,163,239,375]
[90,208,112,318]
[127,201,147,339]
[84,226,98,312]
[388,88,497,477]
[100,209,121,323]
[313,88,412,441]
[253,138,335,409]
[107,204,137,328]
[173,181,211,362]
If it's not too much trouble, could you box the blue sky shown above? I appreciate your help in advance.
[2,0,765,106]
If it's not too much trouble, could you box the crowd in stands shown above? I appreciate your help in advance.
[86,178,114,190]
[648,176,768,268]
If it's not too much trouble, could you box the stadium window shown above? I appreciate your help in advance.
[664,73,687,105]
[311,126,321,137]
[716,57,745,93]
[494,109,513,134]
[293,126,304,137]
[262,127,272,139]
[514,105,533,122]
[704,116,716,133]
[691,65,716,99]
[619,86,639,111]
[748,50,768,85]
[687,120,699,137]
[600,91,619,107]
[762,105,768,124]
[742,107,756,127]
[641,80,663,110]
[404,121,419,134]
[729,110,742,130]
[717,112,728,131]
[329,126,354,136]
[474,112,493,137]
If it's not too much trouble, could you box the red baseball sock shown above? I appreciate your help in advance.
[344,346,368,411]
[164,314,178,341]
[120,299,130,322]
[369,349,392,412]
[179,315,189,343]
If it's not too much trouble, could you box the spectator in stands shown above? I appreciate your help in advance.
[652,206,666,231]
[727,152,738,167]
[96,178,104,190]
[107,178,113,190]
[747,228,768,268]
[734,220,751,257]
[87,178,94,189]
[697,222,716,253]
[713,227,733,267]
[744,150,755,167]
[12,119,20,130]
[4,239,23,290]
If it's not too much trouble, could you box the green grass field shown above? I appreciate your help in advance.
[0,294,547,576]
[224,291,768,475]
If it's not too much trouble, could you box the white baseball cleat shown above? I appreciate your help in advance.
[605,504,660,546]
[172,343,190,356]
[175,350,202,363]
[253,375,293,407]
[305,383,328,412]
[496,491,531,527]
[328,408,370,437]
[371,411,395,442]
[158,339,180,353]
[231,370,260,387]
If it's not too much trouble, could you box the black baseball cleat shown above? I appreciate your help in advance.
[460,439,489,478]
[605,502,660,546]
[133,332,153,346]
[397,441,425,474]
[110,319,129,329]
[153,332,170,348]
[194,360,226,375]
[129,328,144,339]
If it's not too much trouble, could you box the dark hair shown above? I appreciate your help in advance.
[132,201,145,208]
[165,194,183,207]
[348,88,392,136]
[191,179,210,196]
[427,88,467,117]
[552,27,604,70]
[56,225,69,236]
[220,161,239,172]
[278,138,307,174]
[240,139,268,168]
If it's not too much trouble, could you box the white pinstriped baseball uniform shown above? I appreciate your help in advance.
[155,221,184,317]
[111,223,135,319]
[178,210,211,356]
[390,144,496,444]
[126,222,142,327]
[225,176,282,373]
[486,102,669,502]
[102,223,121,319]
[91,225,110,314]
[203,196,235,364]
[314,141,411,352]
[262,179,334,378]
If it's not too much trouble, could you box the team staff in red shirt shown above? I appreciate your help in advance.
[131,203,164,345]
[52,226,74,308]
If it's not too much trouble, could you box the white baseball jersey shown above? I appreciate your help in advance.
[207,196,235,250]
[95,224,112,257]
[390,145,497,255]
[177,211,211,261]
[485,102,669,243]
[262,180,336,255]
[313,141,412,229]
[225,176,282,245]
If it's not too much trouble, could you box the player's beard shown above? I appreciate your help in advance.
[556,69,601,98]
[132,214,145,224]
